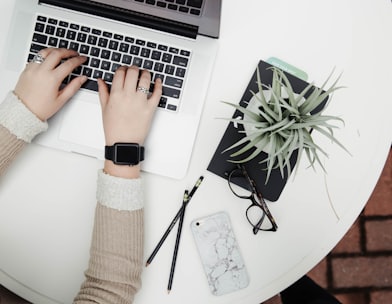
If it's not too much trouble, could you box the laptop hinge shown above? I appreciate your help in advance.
[38,0,198,39]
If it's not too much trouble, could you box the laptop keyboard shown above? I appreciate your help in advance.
[134,0,204,16]
[28,15,192,112]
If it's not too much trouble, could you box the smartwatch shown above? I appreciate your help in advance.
[105,143,145,166]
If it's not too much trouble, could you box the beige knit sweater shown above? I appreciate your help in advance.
[0,92,143,303]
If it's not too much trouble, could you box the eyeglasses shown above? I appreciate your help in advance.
[227,164,278,234]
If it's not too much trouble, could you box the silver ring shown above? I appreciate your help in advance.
[137,86,150,95]
[31,53,45,64]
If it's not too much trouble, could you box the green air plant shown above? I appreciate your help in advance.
[222,67,350,183]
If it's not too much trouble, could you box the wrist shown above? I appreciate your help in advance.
[104,160,140,179]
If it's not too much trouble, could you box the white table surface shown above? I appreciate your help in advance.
[0,0,391,303]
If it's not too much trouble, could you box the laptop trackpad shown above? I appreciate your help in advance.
[58,100,104,151]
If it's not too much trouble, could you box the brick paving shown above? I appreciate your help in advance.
[1,150,391,303]
[264,148,392,304]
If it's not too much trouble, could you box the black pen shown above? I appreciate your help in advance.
[145,176,204,267]
[167,190,188,293]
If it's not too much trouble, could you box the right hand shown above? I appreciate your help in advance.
[98,66,162,178]
[98,66,162,146]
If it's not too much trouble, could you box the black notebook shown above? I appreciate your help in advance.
[207,60,327,202]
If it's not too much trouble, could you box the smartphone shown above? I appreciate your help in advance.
[190,211,249,296]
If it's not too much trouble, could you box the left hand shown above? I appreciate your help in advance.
[14,48,87,121]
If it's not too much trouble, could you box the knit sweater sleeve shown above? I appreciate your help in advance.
[0,91,47,175]
[74,173,144,304]
[0,92,144,303]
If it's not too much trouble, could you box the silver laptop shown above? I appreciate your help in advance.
[0,0,221,179]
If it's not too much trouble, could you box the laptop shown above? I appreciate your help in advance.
[0,0,221,179]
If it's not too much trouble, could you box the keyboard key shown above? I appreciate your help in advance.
[173,55,188,67]
[45,25,55,35]
[165,76,183,88]
[66,30,77,40]
[179,6,189,13]
[92,29,102,35]
[70,23,79,30]
[180,49,190,57]
[169,47,179,54]
[119,43,130,53]
[154,62,164,72]
[101,61,111,70]
[93,70,103,79]
[167,104,177,111]
[159,96,168,108]
[103,31,112,38]
[112,63,121,72]
[90,58,101,68]
[88,35,98,45]
[79,45,90,54]
[187,0,202,8]
[59,21,69,27]
[81,26,91,33]
[98,38,108,47]
[130,45,140,55]
[35,23,45,32]
[48,37,58,47]
[109,40,119,50]
[37,16,47,22]
[48,18,58,25]
[133,57,143,67]
[90,47,100,57]
[77,32,87,42]
[59,40,69,48]
[162,53,172,63]
[111,52,121,62]
[162,86,180,98]
[190,8,201,15]
[56,27,66,37]
[82,67,92,77]
[69,42,79,51]
[141,48,151,58]
[151,50,162,60]
[122,55,132,64]
[30,43,46,53]
[104,72,114,82]
[82,79,98,91]
[175,67,186,77]
[165,65,175,75]
[143,60,153,70]
[114,34,123,40]
[101,50,111,59]
[136,39,145,46]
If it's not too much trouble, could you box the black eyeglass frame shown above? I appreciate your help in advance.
[227,164,278,234]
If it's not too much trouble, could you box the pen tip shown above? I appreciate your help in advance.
[167,290,171,294]
[145,262,150,267]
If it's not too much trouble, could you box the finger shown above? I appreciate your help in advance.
[41,48,80,70]
[54,55,87,81]
[57,75,88,105]
[124,65,140,92]
[135,69,151,95]
[148,77,163,108]
[26,47,53,69]
[111,66,127,91]
[97,78,110,109]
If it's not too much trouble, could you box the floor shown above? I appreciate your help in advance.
[1,149,391,303]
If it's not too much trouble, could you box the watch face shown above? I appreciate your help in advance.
[115,144,139,165]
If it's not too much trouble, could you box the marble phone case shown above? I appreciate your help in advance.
[191,212,249,296]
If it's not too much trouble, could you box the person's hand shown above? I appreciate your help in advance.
[98,66,162,178]
[14,48,87,121]
[98,66,162,146]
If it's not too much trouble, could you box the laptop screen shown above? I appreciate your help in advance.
[39,0,221,38]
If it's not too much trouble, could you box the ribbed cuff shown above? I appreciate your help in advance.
[0,91,48,143]
[96,170,144,211]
